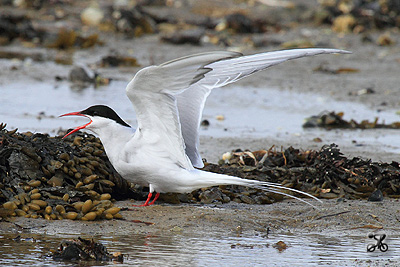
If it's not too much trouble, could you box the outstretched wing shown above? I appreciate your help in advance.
[176,48,350,167]
[125,51,241,170]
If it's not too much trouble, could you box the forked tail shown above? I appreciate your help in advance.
[193,169,321,208]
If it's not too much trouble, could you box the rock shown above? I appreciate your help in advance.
[0,126,135,221]
[52,237,123,262]
[161,28,204,45]
[68,65,95,84]
[240,195,256,204]
[81,4,104,26]
[0,9,41,42]
[98,55,140,67]
[368,189,383,202]
[111,6,156,37]
[48,175,64,187]
[377,32,395,46]
[332,14,356,33]
[199,187,224,204]
[158,193,180,204]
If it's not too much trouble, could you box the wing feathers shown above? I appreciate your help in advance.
[126,48,350,169]
[126,51,243,169]
[177,48,350,167]
[159,51,241,67]
[202,48,350,88]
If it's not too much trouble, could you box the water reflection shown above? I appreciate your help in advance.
[0,231,398,266]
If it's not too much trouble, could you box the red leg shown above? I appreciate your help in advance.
[132,192,159,207]
[142,192,153,206]
[148,192,160,206]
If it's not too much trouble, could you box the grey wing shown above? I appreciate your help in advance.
[176,48,350,168]
[125,51,241,170]
[175,83,211,168]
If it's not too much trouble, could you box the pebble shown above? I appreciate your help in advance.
[15,209,27,216]
[30,189,39,194]
[83,183,95,190]
[100,193,111,200]
[368,189,383,202]
[45,206,53,214]
[73,136,83,146]
[59,152,70,161]
[105,207,120,215]
[104,213,113,220]
[65,212,78,220]
[83,211,97,221]
[99,179,115,187]
[82,199,93,214]
[28,180,41,187]
[81,5,104,26]
[28,203,41,211]
[48,176,64,186]
[215,115,225,121]
[73,201,84,211]
[31,199,47,208]
[113,213,123,219]
[75,181,84,188]
[3,201,17,210]
[56,205,66,214]
[62,193,69,202]
[84,174,98,184]
[240,195,256,204]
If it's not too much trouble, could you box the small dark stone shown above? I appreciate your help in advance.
[201,119,210,127]
[368,189,383,202]
[224,13,256,33]
[55,243,87,261]
[161,28,204,45]
[68,66,94,84]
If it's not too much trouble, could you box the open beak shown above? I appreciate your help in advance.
[59,111,92,139]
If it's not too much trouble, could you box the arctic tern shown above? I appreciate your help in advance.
[61,48,350,206]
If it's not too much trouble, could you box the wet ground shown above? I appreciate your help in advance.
[1,0,400,266]
[1,199,399,266]
[5,231,395,266]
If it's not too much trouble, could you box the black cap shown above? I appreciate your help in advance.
[81,105,131,127]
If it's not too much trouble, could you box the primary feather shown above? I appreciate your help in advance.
[175,48,350,168]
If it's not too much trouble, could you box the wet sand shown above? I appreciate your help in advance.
[4,198,398,237]
[2,198,398,266]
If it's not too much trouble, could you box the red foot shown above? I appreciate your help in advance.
[132,192,160,207]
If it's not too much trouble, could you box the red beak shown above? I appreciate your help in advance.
[59,111,92,139]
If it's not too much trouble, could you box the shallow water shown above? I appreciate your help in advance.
[0,230,398,266]
[2,80,400,154]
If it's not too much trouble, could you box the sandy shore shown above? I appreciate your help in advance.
[3,198,398,237]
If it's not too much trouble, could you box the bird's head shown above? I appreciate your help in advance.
[60,105,131,139]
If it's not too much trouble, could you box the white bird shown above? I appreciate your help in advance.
[61,48,350,207]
